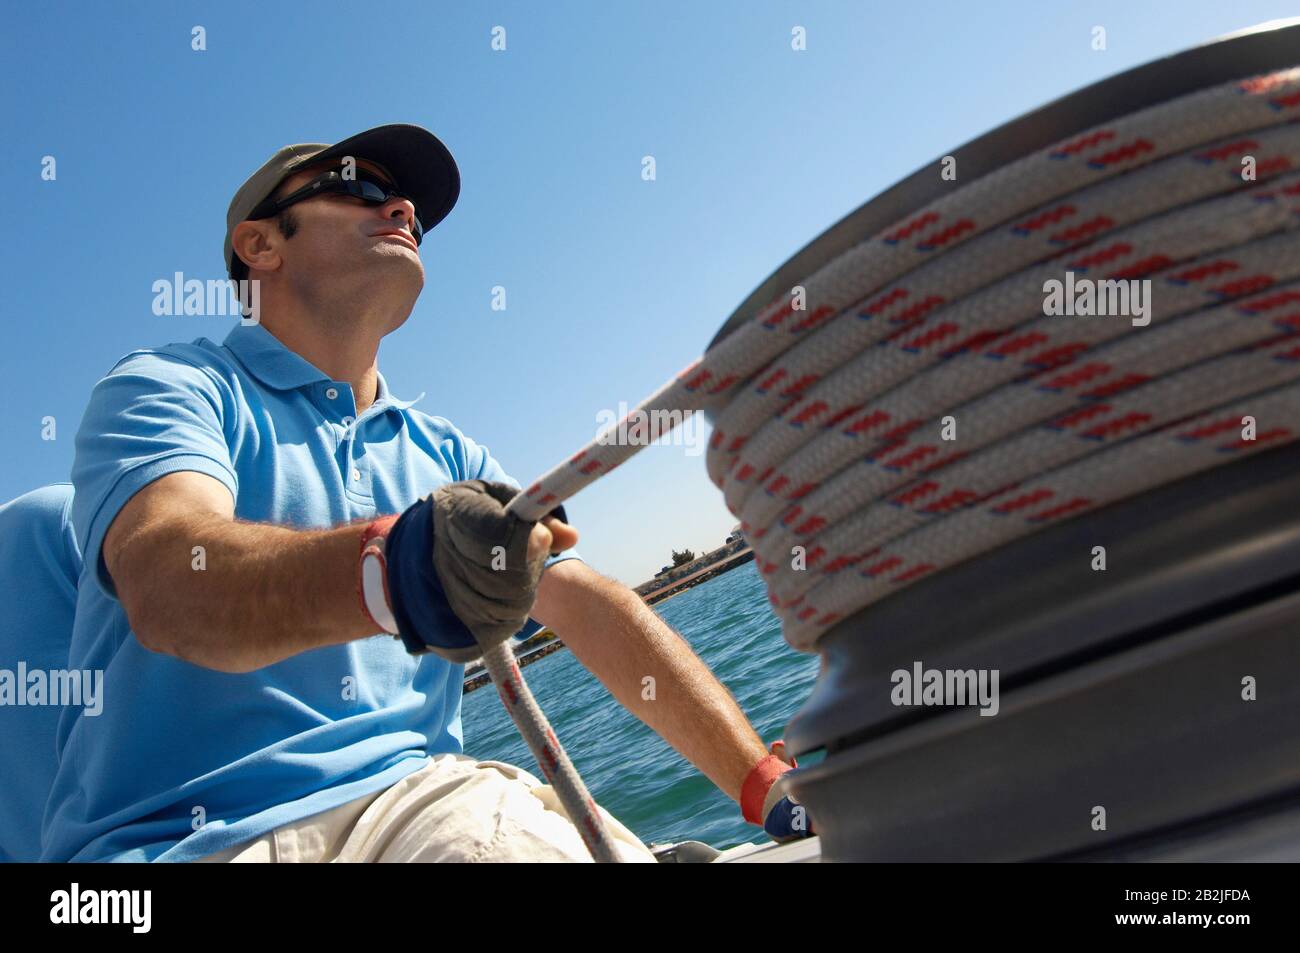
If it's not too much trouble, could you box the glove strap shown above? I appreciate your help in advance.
[357,514,401,636]
[741,753,792,825]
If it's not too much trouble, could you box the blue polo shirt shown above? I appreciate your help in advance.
[44,322,581,863]
[0,484,83,862]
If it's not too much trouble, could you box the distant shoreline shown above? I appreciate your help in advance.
[640,546,754,607]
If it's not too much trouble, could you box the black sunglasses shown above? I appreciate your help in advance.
[249,167,425,245]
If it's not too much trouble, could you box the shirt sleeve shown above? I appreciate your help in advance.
[457,429,585,642]
[71,349,239,600]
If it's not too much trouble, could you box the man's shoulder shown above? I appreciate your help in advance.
[99,336,240,393]
[400,407,474,443]
[104,332,233,377]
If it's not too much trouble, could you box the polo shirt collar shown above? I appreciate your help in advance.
[223,323,331,391]
[373,370,424,412]
[222,323,423,410]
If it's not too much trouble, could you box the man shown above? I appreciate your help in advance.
[43,125,802,862]
[0,484,82,862]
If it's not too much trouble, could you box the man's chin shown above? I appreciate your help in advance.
[368,247,425,283]
[320,257,423,314]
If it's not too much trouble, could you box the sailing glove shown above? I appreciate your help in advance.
[357,480,568,663]
[742,742,816,842]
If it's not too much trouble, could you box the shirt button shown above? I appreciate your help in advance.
[325,386,340,400]
[352,468,362,482]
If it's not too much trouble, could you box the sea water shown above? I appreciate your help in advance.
[460,560,822,851]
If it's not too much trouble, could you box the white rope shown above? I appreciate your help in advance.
[480,643,621,862]
[494,63,1300,858]
[748,232,1300,556]
[740,230,1300,545]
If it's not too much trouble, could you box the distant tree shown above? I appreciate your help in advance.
[670,548,696,567]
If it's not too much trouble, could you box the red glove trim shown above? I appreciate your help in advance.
[741,753,792,825]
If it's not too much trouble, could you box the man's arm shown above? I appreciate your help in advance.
[104,471,379,673]
[104,471,575,674]
[528,559,770,803]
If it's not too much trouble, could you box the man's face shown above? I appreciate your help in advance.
[239,156,425,290]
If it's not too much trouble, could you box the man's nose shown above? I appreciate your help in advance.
[380,195,418,233]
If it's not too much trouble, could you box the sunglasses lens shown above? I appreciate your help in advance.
[346,177,389,202]
[330,171,425,244]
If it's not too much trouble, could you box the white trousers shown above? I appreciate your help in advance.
[196,753,658,863]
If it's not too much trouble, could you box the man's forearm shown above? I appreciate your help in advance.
[536,567,770,803]
[118,513,377,672]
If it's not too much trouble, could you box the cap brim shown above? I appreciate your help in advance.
[298,124,460,232]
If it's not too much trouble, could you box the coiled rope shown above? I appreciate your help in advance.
[490,63,1300,861]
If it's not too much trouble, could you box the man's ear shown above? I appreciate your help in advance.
[231,219,282,275]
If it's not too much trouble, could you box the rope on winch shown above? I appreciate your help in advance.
[493,64,1300,861]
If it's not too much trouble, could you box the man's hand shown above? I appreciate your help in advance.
[769,740,796,767]
[763,791,815,842]
[745,741,816,842]
[528,514,579,564]
[365,480,579,663]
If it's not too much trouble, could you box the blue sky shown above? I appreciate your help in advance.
[4,1,1296,585]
